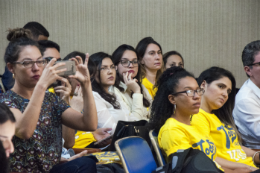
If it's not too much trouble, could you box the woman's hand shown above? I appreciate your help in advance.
[38,58,67,89]
[93,128,112,147]
[69,54,91,87]
[123,72,141,93]
[54,78,72,104]
[70,86,84,112]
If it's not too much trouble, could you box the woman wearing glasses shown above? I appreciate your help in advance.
[148,67,220,164]
[163,51,184,69]
[191,67,259,172]
[136,37,164,99]
[0,28,98,172]
[111,44,152,121]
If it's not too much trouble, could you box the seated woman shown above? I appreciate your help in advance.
[136,37,164,99]
[74,52,129,148]
[149,67,217,163]
[191,67,260,172]
[163,50,184,69]
[1,28,97,172]
[111,44,152,121]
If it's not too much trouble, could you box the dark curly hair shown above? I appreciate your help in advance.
[111,44,150,107]
[149,67,194,133]
[197,66,241,143]
[90,52,120,109]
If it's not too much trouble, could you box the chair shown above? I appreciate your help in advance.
[149,130,166,166]
[115,136,157,173]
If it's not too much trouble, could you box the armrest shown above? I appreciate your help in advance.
[72,148,101,154]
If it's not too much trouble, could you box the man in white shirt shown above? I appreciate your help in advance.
[233,40,260,149]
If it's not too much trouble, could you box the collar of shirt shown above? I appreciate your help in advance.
[248,79,260,99]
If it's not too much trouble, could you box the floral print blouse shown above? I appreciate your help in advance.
[0,90,70,172]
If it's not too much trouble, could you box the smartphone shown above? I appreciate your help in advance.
[55,60,76,77]
[94,134,113,145]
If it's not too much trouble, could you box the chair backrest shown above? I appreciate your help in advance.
[115,136,157,173]
[149,130,166,166]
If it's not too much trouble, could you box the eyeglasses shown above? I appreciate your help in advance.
[248,62,260,67]
[120,59,139,67]
[171,88,205,97]
[12,59,47,68]
[100,65,117,72]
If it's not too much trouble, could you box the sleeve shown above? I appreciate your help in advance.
[73,131,96,148]
[113,87,149,121]
[93,93,117,132]
[159,127,192,157]
[234,98,260,140]
[0,95,19,109]
[191,113,211,136]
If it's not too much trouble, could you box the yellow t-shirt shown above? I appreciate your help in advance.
[142,77,157,99]
[191,109,256,168]
[158,118,217,162]
[73,131,96,148]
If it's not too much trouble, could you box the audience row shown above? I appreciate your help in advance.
[0,21,260,173]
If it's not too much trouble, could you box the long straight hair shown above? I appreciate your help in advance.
[90,52,120,109]
[136,37,164,83]
[197,66,241,143]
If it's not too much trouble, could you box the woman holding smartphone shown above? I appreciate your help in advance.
[1,28,97,172]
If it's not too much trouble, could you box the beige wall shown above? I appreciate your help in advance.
[0,0,259,87]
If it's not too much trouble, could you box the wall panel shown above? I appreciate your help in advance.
[0,0,259,87]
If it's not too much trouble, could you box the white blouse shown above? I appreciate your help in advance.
[93,91,128,134]
[111,82,153,121]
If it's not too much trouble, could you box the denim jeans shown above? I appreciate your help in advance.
[50,156,98,173]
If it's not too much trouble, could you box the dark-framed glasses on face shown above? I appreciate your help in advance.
[248,62,260,67]
[12,59,47,68]
[120,59,139,67]
[171,88,205,97]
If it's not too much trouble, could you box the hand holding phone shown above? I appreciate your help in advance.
[55,60,76,77]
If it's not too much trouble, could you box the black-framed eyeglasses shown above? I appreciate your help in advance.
[120,59,139,67]
[171,88,205,97]
[12,59,47,68]
[247,62,260,67]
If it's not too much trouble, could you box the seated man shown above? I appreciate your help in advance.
[233,40,260,149]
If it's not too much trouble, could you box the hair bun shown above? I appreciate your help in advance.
[7,28,32,41]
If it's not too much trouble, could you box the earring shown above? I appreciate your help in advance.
[12,73,15,79]
[174,104,176,110]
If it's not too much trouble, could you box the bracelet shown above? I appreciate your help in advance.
[253,151,260,167]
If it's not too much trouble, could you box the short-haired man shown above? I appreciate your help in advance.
[233,40,260,149]
[38,40,61,61]
[23,21,49,41]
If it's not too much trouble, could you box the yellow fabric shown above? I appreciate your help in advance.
[90,151,121,164]
[191,109,256,168]
[73,131,96,148]
[158,118,217,162]
[142,77,157,99]
[48,87,55,93]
